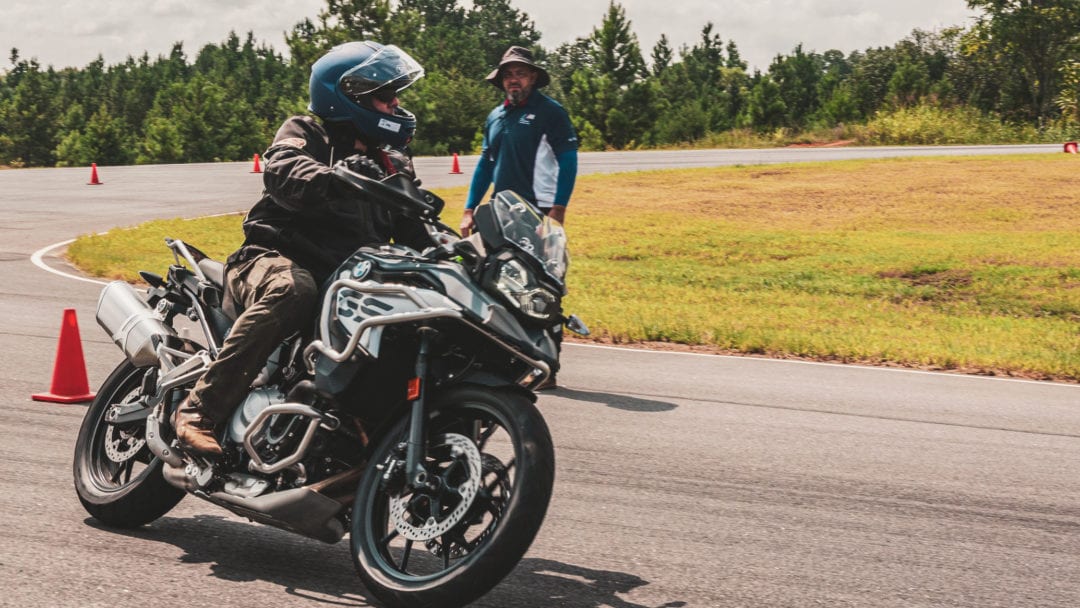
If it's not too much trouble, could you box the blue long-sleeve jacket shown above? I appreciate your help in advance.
[466,91,579,210]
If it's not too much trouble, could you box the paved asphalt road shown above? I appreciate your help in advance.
[1,146,1078,608]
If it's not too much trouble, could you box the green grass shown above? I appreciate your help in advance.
[68,155,1080,381]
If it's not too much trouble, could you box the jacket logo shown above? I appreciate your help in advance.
[519,114,536,125]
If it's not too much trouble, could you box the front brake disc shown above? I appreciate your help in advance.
[389,433,482,542]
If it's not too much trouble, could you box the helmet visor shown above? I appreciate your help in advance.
[339,44,424,103]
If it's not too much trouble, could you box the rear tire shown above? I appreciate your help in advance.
[351,385,555,608]
[73,360,185,527]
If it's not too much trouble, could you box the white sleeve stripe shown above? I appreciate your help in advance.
[532,134,559,207]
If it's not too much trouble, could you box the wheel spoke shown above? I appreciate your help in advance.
[379,528,399,547]
[483,494,504,517]
[441,533,451,569]
[400,539,413,572]
[476,421,499,450]
[102,442,140,486]
[486,459,514,493]
[136,445,154,464]
[452,530,470,553]
[108,458,126,484]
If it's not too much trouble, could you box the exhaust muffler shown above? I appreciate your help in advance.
[96,281,177,367]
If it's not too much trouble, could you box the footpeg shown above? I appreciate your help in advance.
[161,457,215,492]
[184,458,216,489]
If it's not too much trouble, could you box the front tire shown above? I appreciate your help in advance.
[73,360,185,527]
[351,385,555,608]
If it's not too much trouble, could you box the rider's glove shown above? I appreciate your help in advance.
[344,154,386,180]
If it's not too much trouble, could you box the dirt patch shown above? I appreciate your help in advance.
[878,268,973,289]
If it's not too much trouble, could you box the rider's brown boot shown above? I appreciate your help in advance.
[171,396,223,457]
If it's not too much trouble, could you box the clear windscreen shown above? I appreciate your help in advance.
[485,191,569,281]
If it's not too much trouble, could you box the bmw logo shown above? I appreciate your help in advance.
[352,260,373,280]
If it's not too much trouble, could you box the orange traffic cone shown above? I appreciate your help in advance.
[32,309,96,403]
[1065,142,1078,154]
[251,153,262,173]
[87,163,102,185]
[449,152,463,174]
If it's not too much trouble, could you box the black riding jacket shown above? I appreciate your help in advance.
[237,116,428,283]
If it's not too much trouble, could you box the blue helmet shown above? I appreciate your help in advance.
[308,41,425,147]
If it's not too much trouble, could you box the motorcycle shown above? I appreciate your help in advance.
[73,165,589,608]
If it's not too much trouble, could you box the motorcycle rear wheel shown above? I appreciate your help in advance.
[351,385,555,608]
[73,360,185,527]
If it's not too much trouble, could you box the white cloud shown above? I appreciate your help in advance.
[1,0,977,71]
[2,0,323,68]
[517,0,977,70]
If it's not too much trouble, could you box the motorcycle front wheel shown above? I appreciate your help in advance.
[351,385,555,608]
[73,360,185,527]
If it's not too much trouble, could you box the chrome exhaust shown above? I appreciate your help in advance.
[96,281,176,367]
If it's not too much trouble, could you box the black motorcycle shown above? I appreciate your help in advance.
[73,166,588,608]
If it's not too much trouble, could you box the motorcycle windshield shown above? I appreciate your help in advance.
[488,191,569,281]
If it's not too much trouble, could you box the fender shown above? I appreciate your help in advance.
[456,374,538,403]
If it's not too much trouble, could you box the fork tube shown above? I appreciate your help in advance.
[406,327,436,487]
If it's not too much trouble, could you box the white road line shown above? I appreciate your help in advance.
[30,214,238,287]
[566,343,1079,388]
[30,239,109,286]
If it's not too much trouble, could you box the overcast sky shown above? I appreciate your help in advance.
[4,1,978,73]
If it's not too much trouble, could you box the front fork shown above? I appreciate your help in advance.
[404,326,437,490]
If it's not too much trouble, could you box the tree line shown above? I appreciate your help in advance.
[2,0,1079,168]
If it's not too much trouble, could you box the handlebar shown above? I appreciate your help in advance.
[333,162,464,258]
[332,163,438,220]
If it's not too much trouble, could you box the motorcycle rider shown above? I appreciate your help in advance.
[173,41,430,456]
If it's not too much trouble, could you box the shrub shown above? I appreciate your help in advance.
[857,103,1040,145]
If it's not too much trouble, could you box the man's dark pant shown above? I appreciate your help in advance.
[188,252,317,425]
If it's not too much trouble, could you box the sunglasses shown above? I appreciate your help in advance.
[369,87,400,104]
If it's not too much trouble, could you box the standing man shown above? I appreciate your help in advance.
[459,46,579,233]
[460,46,579,389]
[173,41,430,456]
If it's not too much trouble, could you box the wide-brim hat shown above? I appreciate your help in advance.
[485,46,551,90]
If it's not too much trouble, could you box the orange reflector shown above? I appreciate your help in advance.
[406,377,421,401]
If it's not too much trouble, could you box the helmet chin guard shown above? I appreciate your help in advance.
[308,42,424,147]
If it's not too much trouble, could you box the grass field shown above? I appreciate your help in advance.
[68,154,1080,382]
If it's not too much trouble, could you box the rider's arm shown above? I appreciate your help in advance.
[261,117,338,212]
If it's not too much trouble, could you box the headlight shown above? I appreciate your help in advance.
[495,259,559,321]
